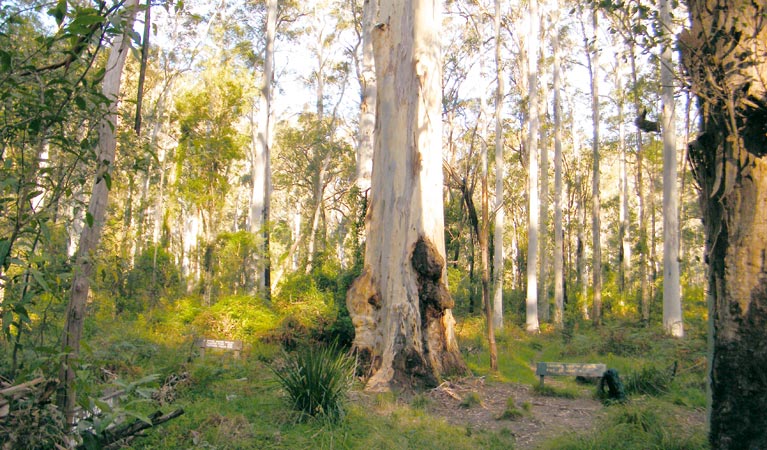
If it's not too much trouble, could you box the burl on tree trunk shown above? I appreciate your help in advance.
[680,1,767,448]
[347,236,467,391]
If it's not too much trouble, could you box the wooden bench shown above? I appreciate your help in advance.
[194,338,243,359]
[535,362,606,387]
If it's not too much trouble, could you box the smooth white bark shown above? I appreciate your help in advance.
[251,0,276,296]
[660,0,683,337]
[492,0,504,330]
[552,6,564,326]
[356,0,377,193]
[525,0,540,333]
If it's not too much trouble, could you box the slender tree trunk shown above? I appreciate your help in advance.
[57,0,138,424]
[552,6,564,326]
[628,42,650,323]
[492,0,505,331]
[133,0,151,135]
[616,57,630,295]
[525,0,540,332]
[538,55,550,324]
[478,41,497,370]
[660,0,683,337]
[346,0,466,391]
[681,1,767,446]
[481,107,498,372]
[582,6,602,325]
[251,0,276,299]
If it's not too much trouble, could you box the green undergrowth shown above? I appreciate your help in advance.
[67,273,708,449]
[540,399,707,449]
[125,353,517,449]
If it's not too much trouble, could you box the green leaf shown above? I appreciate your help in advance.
[86,211,94,228]
[0,239,10,266]
[125,410,153,425]
[31,268,51,292]
[71,12,105,28]
[0,50,11,72]
[47,0,67,27]
[75,96,86,110]
[103,172,112,190]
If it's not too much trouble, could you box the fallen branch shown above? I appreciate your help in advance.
[79,408,184,449]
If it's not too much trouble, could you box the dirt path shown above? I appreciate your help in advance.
[421,377,604,449]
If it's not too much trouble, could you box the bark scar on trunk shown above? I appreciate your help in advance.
[412,237,455,325]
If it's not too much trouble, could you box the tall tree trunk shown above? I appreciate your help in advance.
[582,6,602,325]
[616,56,630,295]
[251,0,276,300]
[538,49,550,324]
[681,1,767,447]
[660,0,683,337]
[481,102,498,372]
[525,0,540,333]
[346,0,467,391]
[356,0,376,193]
[552,6,564,326]
[629,40,650,323]
[57,0,138,424]
[492,0,505,331]
[478,39,497,371]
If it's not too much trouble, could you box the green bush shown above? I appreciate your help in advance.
[122,245,183,313]
[191,295,279,342]
[271,342,355,422]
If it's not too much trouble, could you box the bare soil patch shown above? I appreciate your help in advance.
[420,377,604,449]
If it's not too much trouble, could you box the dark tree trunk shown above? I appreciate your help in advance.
[681,1,767,448]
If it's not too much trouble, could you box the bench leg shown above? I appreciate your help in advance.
[539,375,545,387]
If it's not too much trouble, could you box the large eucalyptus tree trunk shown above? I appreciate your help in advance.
[660,0,683,337]
[346,0,466,391]
[680,1,767,447]
[58,0,138,424]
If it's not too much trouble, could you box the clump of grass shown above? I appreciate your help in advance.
[411,393,431,410]
[533,383,579,398]
[497,396,526,420]
[460,391,482,408]
[271,342,355,422]
[623,364,675,396]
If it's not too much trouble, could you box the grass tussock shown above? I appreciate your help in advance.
[533,383,579,399]
[271,342,355,422]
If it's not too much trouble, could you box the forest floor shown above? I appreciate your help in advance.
[354,375,706,449]
[427,377,601,449]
